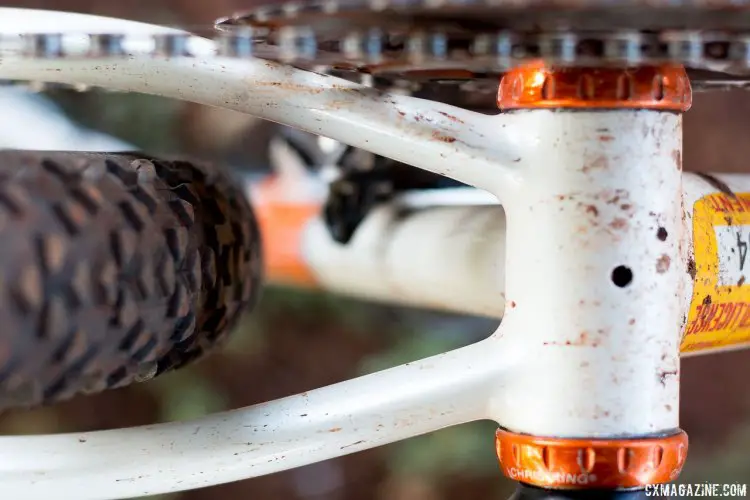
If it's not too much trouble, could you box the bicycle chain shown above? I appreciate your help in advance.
[3,29,750,66]
[215,1,750,90]
[2,29,750,87]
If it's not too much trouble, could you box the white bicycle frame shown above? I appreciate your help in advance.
[0,7,743,499]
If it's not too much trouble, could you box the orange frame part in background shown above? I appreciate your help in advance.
[251,176,321,288]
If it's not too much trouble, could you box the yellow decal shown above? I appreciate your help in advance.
[682,193,750,353]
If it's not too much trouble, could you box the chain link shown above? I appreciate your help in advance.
[3,27,750,93]
[2,29,750,71]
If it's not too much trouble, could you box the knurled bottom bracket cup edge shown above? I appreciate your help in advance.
[497,62,692,112]
[495,428,689,489]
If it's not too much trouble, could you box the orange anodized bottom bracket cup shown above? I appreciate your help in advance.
[495,61,690,490]
[495,429,688,489]
[497,62,692,112]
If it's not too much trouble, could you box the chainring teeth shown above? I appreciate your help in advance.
[5,3,750,94]
[230,27,750,93]
[209,0,750,79]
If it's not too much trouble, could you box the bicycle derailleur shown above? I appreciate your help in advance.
[278,124,464,244]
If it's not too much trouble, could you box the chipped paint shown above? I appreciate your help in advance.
[656,254,672,273]
[496,110,682,443]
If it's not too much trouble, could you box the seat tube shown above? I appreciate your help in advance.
[490,64,692,491]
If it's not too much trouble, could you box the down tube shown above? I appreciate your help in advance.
[252,172,750,356]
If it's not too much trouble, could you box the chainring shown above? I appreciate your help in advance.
[212,0,750,101]
[2,5,750,105]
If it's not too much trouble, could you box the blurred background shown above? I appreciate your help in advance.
[1,1,750,498]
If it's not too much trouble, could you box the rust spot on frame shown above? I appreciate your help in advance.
[437,111,465,124]
[583,156,608,173]
[687,258,697,280]
[672,149,682,169]
[431,131,457,143]
[605,190,629,205]
[258,81,324,95]
[543,331,600,347]
[656,254,671,273]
